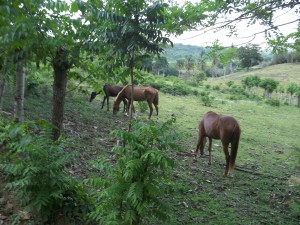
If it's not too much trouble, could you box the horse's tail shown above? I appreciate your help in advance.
[229,124,241,172]
[153,91,159,106]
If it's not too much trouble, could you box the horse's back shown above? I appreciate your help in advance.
[123,85,158,100]
[201,112,221,139]
[201,111,240,140]
[104,85,123,96]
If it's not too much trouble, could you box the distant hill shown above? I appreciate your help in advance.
[162,43,205,64]
[205,63,300,87]
[162,43,272,65]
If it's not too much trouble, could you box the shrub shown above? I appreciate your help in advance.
[228,95,243,101]
[200,92,214,106]
[229,85,247,95]
[0,121,90,224]
[192,72,207,85]
[160,82,191,96]
[226,81,234,87]
[212,85,220,91]
[26,73,43,97]
[265,98,280,106]
[87,118,181,225]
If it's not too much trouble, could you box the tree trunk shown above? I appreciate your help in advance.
[0,58,9,111]
[298,95,300,108]
[52,47,69,140]
[14,62,25,123]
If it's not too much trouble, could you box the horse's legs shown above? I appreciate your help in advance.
[154,104,158,116]
[122,99,127,113]
[125,100,131,116]
[101,96,107,109]
[208,138,212,165]
[222,143,230,176]
[147,101,153,119]
[194,135,203,159]
[107,96,109,111]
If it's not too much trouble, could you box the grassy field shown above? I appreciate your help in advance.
[206,63,300,87]
[1,63,300,224]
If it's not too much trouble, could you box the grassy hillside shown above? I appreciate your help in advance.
[0,65,299,224]
[206,63,300,87]
[163,43,205,63]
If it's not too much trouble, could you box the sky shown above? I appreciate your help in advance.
[170,2,299,49]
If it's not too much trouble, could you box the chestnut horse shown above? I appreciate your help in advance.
[89,84,127,112]
[113,85,159,119]
[194,111,241,176]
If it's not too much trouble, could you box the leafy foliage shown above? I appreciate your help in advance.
[0,120,90,223]
[87,118,181,225]
[259,78,279,98]
[237,44,263,70]
[242,75,261,91]
[200,91,214,106]
[265,98,280,107]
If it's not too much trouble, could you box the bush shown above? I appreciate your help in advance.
[229,85,247,95]
[226,81,234,87]
[160,82,191,96]
[26,73,43,97]
[0,121,90,224]
[265,98,280,106]
[212,85,220,91]
[228,95,243,101]
[200,92,214,106]
[87,118,181,225]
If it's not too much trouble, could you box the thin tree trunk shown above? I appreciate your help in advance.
[14,62,25,123]
[298,95,300,108]
[0,58,9,111]
[52,47,69,140]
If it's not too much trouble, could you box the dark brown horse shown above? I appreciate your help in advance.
[89,84,127,112]
[194,111,241,176]
[113,85,159,119]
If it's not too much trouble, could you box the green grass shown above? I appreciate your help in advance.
[206,63,300,87]
[1,64,300,224]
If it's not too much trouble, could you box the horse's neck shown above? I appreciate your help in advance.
[115,89,125,104]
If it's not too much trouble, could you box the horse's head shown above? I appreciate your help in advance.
[89,91,97,102]
[113,101,119,114]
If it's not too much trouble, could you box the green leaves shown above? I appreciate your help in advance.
[0,120,89,222]
[88,118,181,224]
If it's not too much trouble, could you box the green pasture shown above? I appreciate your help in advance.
[1,64,300,224]
[206,63,300,87]
[71,86,299,224]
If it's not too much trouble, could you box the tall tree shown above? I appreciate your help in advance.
[197,49,207,72]
[99,0,173,121]
[152,56,169,76]
[205,40,224,77]
[220,47,238,75]
[1,0,109,139]
[259,78,279,98]
[237,44,263,71]
[175,59,185,76]
[185,55,195,73]
[286,82,299,105]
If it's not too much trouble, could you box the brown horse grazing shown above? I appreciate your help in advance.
[89,84,127,112]
[113,85,159,119]
[194,111,241,176]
